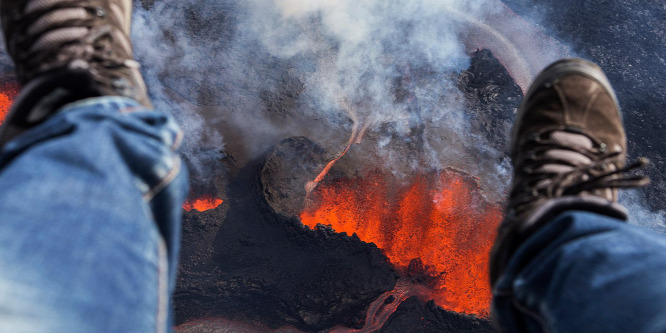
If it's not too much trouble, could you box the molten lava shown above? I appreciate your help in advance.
[0,82,18,125]
[300,170,501,317]
[183,195,223,212]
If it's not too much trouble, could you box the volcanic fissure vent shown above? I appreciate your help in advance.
[301,169,501,317]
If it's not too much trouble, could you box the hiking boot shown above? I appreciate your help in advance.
[0,0,152,147]
[489,58,649,286]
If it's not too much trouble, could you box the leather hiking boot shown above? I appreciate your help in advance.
[489,58,649,286]
[0,0,152,147]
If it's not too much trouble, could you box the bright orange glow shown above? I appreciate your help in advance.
[0,82,18,125]
[183,195,223,212]
[300,170,501,317]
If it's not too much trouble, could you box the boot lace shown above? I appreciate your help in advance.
[510,130,650,216]
[9,0,135,82]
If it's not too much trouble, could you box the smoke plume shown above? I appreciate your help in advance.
[127,0,666,232]
[131,0,549,198]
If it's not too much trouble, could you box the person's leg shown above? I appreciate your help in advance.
[0,97,187,333]
[489,58,657,332]
[492,211,666,332]
[0,0,188,331]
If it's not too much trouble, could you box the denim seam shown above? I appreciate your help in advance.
[171,129,184,151]
[156,236,168,333]
[143,156,182,201]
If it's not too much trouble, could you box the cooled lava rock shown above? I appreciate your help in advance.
[261,136,328,217]
[458,49,523,155]
[378,297,493,333]
[179,204,229,272]
[175,157,398,331]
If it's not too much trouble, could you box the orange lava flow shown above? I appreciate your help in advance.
[0,82,18,125]
[300,170,502,317]
[183,195,223,212]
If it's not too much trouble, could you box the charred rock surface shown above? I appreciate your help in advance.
[379,297,493,333]
[459,49,523,155]
[175,156,398,331]
[261,137,328,217]
[180,205,229,272]
[260,73,306,119]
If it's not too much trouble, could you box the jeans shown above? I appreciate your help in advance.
[0,97,188,333]
[492,211,666,333]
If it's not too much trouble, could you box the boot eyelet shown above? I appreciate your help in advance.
[599,142,607,153]
[92,7,106,17]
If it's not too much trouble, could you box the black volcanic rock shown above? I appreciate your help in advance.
[379,297,493,333]
[261,136,328,217]
[180,205,228,272]
[459,49,523,155]
[175,157,398,332]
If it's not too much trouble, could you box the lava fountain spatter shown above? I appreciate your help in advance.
[183,195,223,212]
[0,82,18,125]
[301,169,501,317]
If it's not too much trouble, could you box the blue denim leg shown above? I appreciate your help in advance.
[0,97,188,333]
[492,211,666,333]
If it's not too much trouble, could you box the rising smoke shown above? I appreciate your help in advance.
[131,0,539,198]
[130,0,663,231]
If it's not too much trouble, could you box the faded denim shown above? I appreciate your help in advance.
[0,97,188,333]
[493,211,666,333]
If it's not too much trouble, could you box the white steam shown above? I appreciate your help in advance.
[127,0,570,198]
[235,0,541,199]
[622,190,666,234]
[245,0,473,126]
[127,0,665,233]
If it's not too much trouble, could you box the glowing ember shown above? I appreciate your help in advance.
[300,170,501,317]
[0,82,18,125]
[183,195,223,212]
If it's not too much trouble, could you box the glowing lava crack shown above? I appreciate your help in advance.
[301,169,501,317]
[183,195,223,212]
